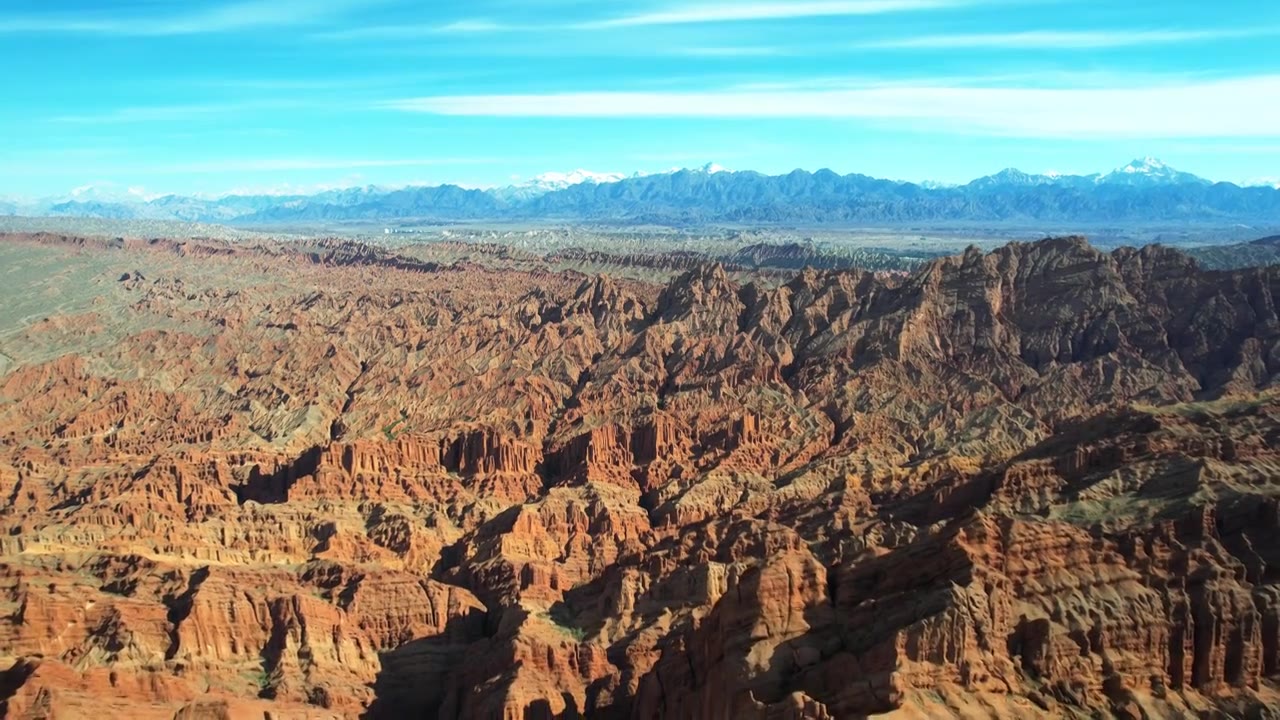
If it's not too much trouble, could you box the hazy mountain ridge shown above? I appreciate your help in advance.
[6,159,1279,226]
[1187,234,1280,269]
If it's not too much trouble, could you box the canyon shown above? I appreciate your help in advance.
[0,231,1278,719]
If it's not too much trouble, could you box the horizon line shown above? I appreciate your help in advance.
[7,157,1280,203]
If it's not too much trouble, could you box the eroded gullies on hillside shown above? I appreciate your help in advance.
[0,231,1278,719]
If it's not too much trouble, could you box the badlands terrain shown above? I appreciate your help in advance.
[0,230,1279,719]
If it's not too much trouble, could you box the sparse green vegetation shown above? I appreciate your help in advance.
[1137,392,1276,420]
[381,409,410,441]
[537,609,588,642]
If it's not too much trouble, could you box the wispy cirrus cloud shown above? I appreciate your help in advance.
[1169,142,1280,155]
[183,70,484,91]
[383,74,1280,139]
[858,26,1280,49]
[6,156,501,178]
[317,0,977,39]
[0,0,377,36]
[51,100,306,124]
[577,0,972,28]
[727,69,1226,92]
[675,46,788,57]
[168,157,500,173]
[315,18,519,40]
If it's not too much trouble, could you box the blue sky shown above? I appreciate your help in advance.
[3,0,1280,198]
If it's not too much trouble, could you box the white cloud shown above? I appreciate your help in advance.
[167,157,500,173]
[384,74,1280,138]
[436,19,509,33]
[858,27,1280,49]
[0,0,376,36]
[675,46,786,57]
[317,0,974,38]
[52,100,305,124]
[58,182,165,203]
[577,0,968,28]
[1164,142,1280,155]
[213,176,374,197]
[315,18,520,40]
[6,157,503,180]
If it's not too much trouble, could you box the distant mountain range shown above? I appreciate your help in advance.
[5,159,1279,227]
[1187,234,1280,270]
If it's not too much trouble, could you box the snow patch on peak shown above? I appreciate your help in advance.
[1098,157,1207,187]
[509,163,730,197]
[66,183,162,203]
[1118,157,1170,174]
[655,162,730,176]
[528,169,627,190]
[493,168,633,200]
[966,167,1063,188]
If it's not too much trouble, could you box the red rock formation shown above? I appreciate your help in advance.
[0,232,1278,718]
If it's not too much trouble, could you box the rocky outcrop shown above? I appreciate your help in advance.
[1,232,1278,718]
[440,428,542,478]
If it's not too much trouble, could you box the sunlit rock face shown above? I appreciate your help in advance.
[0,232,1278,719]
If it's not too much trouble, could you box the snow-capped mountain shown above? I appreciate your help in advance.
[524,170,629,193]
[1098,157,1210,187]
[496,164,729,200]
[492,169,629,201]
[63,183,163,204]
[0,183,167,219]
[965,158,1211,191]
[966,168,1065,189]
[9,158,1275,226]
[529,164,727,190]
